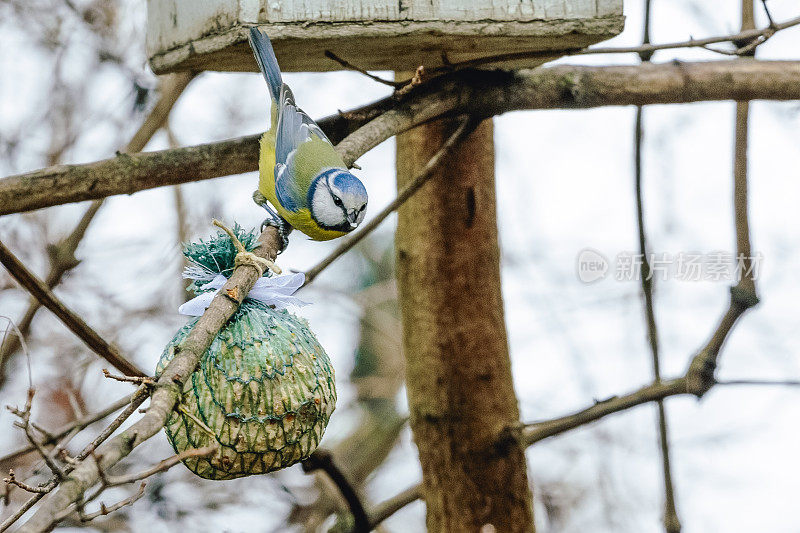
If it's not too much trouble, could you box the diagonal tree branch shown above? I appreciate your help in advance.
[0,241,146,378]
[2,60,800,216]
[518,378,689,446]
[366,484,422,531]
[303,116,477,285]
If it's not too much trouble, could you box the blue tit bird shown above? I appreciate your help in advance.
[248,27,368,245]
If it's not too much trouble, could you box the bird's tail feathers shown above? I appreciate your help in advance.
[248,27,282,104]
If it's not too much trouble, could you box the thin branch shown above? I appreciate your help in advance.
[0,491,44,532]
[716,379,800,386]
[734,104,756,296]
[517,8,764,452]
[324,51,403,88]
[77,388,150,465]
[634,3,680,530]
[0,389,147,532]
[302,450,370,533]
[103,446,216,486]
[0,241,146,378]
[6,390,65,481]
[3,60,800,216]
[303,116,477,285]
[518,378,689,446]
[760,0,777,28]
[77,482,146,522]
[366,484,422,530]
[4,470,51,494]
[683,0,762,399]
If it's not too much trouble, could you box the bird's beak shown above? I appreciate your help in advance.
[347,210,359,228]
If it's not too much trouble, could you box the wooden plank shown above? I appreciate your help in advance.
[146,0,624,73]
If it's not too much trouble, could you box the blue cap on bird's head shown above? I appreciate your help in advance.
[308,168,368,233]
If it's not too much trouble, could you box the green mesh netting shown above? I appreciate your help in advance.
[156,227,336,480]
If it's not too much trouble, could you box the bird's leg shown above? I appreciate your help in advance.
[255,199,292,253]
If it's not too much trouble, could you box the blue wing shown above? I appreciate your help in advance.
[248,27,336,212]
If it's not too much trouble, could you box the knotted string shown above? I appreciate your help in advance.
[177,221,306,316]
[214,219,280,276]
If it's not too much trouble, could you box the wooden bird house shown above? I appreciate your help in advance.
[147,0,624,74]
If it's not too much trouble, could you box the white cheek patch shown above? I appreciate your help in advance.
[312,186,346,227]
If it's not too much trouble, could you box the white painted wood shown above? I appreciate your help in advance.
[147,0,624,73]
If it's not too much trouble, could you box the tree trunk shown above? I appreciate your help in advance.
[395,116,535,532]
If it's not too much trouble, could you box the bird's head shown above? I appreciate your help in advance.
[308,169,368,233]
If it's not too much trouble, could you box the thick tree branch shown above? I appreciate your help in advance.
[2,60,800,216]
[16,227,281,532]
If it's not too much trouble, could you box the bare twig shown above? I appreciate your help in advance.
[684,0,761,399]
[517,379,688,446]
[0,491,45,532]
[4,470,51,494]
[716,379,800,386]
[76,388,150,464]
[518,288,761,447]
[102,369,154,386]
[517,3,764,458]
[303,116,476,285]
[3,60,800,216]
[734,102,756,291]
[103,446,216,486]
[7,390,65,480]
[365,484,422,531]
[175,405,216,438]
[302,450,370,533]
[77,482,146,522]
[761,0,777,28]
[0,241,146,378]
[0,388,147,532]
[324,51,403,88]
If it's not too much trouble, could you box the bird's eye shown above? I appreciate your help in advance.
[359,204,366,212]
[332,196,343,207]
